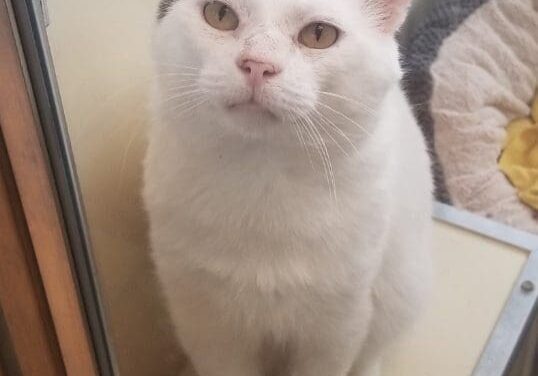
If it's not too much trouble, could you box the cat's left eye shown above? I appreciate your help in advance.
[299,22,339,49]
[203,1,239,31]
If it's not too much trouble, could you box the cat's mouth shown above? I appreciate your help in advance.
[227,99,278,120]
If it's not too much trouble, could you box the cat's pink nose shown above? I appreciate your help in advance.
[238,59,281,87]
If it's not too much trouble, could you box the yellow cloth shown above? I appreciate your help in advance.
[499,91,538,210]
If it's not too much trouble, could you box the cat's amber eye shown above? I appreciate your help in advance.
[203,1,239,31]
[299,22,339,49]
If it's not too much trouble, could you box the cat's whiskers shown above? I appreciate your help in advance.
[317,90,375,115]
[286,111,314,169]
[165,82,200,90]
[278,86,375,117]
[163,88,208,105]
[169,93,208,112]
[117,125,146,195]
[158,72,201,78]
[168,93,209,118]
[163,79,198,85]
[157,63,201,71]
[278,86,371,139]
[317,102,372,137]
[294,114,318,171]
[302,112,338,203]
[294,109,337,203]
[175,98,209,118]
[310,111,350,157]
[312,108,359,154]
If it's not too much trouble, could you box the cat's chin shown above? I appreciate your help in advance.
[223,102,281,130]
[215,103,284,140]
[227,102,278,121]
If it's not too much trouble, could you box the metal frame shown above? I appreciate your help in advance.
[8,0,117,375]
[8,0,538,375]
[434,203,538,376]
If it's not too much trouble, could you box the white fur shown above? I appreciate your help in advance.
[144,1,432,375]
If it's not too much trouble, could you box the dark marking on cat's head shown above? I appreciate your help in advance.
[158,0,178,20]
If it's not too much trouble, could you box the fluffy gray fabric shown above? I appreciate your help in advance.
[400,0,489,203]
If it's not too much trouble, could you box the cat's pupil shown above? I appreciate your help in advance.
[315,24,324,41]
[218,5,228,21]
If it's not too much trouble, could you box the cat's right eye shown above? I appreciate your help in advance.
[299,22,339,50]
[203,1,239,31]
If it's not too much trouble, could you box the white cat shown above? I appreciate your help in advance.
[144,1,432,375]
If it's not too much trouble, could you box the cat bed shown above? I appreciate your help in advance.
[402,0,538,233]
[499,93,538,211]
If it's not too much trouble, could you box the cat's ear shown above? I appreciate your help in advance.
[367,0,411,34]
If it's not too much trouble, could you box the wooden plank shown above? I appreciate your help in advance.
[0,134,65,375]
[0,1,98,375]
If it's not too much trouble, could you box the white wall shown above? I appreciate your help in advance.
[46,1,184,375]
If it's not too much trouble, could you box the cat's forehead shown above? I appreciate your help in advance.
[238,0,353,13]
[159,0,358,22]
[258,0,358,23]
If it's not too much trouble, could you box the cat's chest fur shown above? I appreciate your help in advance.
[145,121,393,299]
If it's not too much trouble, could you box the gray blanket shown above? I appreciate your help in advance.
[400,0,489,203]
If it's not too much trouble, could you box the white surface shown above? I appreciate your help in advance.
[45,1,528,375]
[384,222,526,376]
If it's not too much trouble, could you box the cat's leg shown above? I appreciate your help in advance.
[166,287,263,376]
[177,321,262,376]
[160,270,265,376]
[289,324,368,376]
[350,235,431,376]
[289,297,373,376]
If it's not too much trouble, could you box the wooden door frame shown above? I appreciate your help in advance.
[0,0,105,374]
[0,132,66,376]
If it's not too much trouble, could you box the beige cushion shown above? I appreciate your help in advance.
[431,0,538,233]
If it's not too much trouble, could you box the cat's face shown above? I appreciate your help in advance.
[154,0,407,139]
